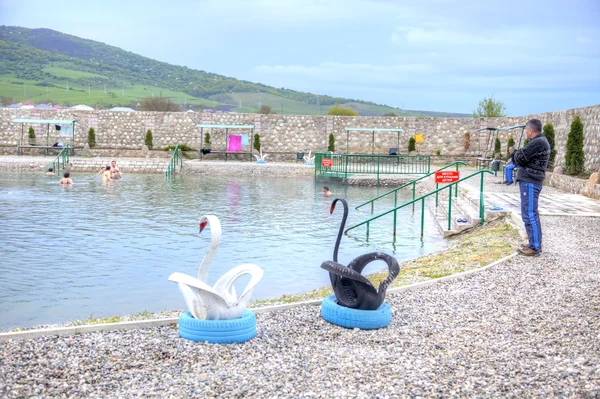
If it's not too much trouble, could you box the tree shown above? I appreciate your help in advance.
[565,115,584,175]
[88,127,96,148]
[506,136,515,157]
[494,137,501,156]
[204,132,211,148]
[408,137,416,152]
[140,97,180,112]
[543,123,556,167]
[328,133,335,152]
[28,126,35,144]
[258,105,272,114]
[327,104,358,116]
[145,129,153,149]
[383,112,397,116]
[253,133,261,152]
[472,96,507,117]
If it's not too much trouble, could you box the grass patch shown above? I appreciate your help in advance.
[251,218,518,307]
[73,315,123,326]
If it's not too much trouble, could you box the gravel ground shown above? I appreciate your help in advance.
[1,215,598,398]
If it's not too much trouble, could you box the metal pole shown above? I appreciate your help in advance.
[420,198,425,237]
[372,130,374,154]
[448,185,453,230]
[346,131,349,154]
[480,174,485,224]
[225,128,228,162]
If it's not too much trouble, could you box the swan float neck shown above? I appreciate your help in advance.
[197,215,222,282]
[330,198,348,263]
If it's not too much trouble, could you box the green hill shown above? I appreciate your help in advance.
[0,26,468,117]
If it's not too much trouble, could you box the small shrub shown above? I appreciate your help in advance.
[383,112,397,116]
[204,132,211,148]
[506,135,515,156]
[543,123,556,167]
[494,137,501,156]
[327,104,358,116]
[28,126,35,140]
[164,144,195,152]
[144,129,153,149]
[253,133,261,152]
[565,115,584,175]
[408,137,416,152]
[464,132,470,150]
[328,133,335,152]
[258,105,272,114]
[87,127,96,148]
[435,149,442,156]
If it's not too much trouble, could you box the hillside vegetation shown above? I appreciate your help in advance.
[0,26,468,117]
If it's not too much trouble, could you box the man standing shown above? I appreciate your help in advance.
[509,119,550,256]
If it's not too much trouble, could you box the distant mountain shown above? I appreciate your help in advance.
[0,26,469,117]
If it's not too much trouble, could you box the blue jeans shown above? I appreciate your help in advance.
[519,182,542,251]
[505,163,516,183]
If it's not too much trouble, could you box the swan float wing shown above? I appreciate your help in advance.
[168,272,228,320]
[212,264,264,309]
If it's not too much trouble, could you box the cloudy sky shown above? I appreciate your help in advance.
[1,0,599,115]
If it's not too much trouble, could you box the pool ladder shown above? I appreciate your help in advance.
[165,145,184,176]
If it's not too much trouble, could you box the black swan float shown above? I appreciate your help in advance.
[320,198,401,329]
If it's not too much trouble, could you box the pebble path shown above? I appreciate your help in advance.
[0,216,598,398]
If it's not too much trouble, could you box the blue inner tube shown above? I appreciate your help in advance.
[320,294,392,330]
[177,310,257,344]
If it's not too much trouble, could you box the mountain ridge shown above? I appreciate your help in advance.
[0,25,469,117]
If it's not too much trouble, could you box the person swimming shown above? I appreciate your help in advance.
[102,166,112,182]
[59,172,73,185]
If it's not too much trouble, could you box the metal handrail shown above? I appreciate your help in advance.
[45,144,71,174]
[164,145,184,176]
[345,170,494,237]
[355,161,467,213]
[314,152,431,184]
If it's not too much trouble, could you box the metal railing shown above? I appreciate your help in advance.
[164,145,184,176]
[355,162,467,214]
[345,170,494,237]
[45,144,71,174]
[314,152,430,184]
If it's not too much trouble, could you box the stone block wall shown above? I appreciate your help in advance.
[1,104,598,171]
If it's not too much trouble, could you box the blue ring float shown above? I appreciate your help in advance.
[177,310,257,344]
[321,294,392,330]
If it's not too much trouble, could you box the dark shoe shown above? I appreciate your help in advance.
[518,247,540,257]
[520,243,542,253]
[504,181,514,185]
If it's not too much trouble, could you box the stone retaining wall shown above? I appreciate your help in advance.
[1,104,598,171]
[545,172,600,200]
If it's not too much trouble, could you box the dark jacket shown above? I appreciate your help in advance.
[512,134,551,184]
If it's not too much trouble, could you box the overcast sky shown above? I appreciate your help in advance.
[1,0,599,115]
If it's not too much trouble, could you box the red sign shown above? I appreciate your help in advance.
[435,170,460,183]
[322,158,332,167]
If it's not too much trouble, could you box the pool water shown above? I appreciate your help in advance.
[0,172,447,329]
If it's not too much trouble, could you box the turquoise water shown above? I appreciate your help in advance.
[0,172,447,329]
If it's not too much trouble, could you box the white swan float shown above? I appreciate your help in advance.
[303,150,315,165]
[254,149,268,164]
[168,215,263,320]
